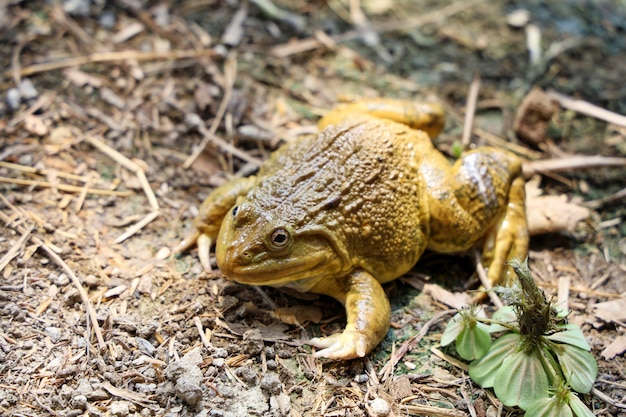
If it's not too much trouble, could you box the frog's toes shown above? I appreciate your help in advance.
[309,330,370,360]
[196,233,213,272]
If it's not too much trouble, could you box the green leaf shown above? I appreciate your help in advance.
[525,397,573,417]
[547,324,591,351]
[456,321,491,360]
[490,305,518,333]
[469,333,520,388]
[555,345,597,393]
[568,392,594,417]
[494,347,551,409]
[441,313,464,347]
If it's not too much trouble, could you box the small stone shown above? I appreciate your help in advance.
[6,88,21,110]
[235,367,258,385]
[213,348,228,358]
[75,379,94,397]
[354,374,369,384]
[70,395,87,410]
[110,400,130,416]
[209,410,224,417]
[260,373,282,395]
[86,388,110,401]
[368,398,390,417]
[19,79,38,100]
[506,9,530,28]
[212,358,225,368]
[136,337,156,356]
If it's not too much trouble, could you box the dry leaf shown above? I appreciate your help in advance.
[525,177,590,235]
[592,298,626,324]
[601,334,626,360]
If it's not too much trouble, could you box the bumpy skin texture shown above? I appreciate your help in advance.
[178,98,529,360]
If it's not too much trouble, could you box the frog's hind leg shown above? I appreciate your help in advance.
[424,148,529,297]
[478,174,529,293]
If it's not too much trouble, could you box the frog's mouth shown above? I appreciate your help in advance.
[216,232,347,290]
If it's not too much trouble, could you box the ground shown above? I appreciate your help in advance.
[0,1,625,416]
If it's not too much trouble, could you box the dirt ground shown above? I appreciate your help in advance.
[1,1,625,416]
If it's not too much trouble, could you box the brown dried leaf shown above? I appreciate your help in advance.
[526,177,590,235]
[593,298,626,324]
[601,334,626,360]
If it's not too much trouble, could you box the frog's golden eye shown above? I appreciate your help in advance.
[269,228,291,248]
[232,205,239,217]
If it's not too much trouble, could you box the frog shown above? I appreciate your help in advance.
[177,98,528,360]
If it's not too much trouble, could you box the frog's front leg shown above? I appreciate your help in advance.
[175,176,256,270]
[308,270,390,360]
[424,148,529,293]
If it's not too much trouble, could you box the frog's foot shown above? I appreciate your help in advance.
[173,231,213,272]
[309,270,391,360]
[309,325,373,360]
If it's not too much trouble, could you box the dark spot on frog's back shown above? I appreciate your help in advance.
[323,195,342,210]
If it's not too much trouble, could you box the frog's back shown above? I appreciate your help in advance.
[250,116,433,282]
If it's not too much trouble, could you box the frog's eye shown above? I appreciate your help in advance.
[232,206,239,217]
[269,228,291,248]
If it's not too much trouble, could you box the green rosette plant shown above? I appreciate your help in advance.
[441,259,597,416]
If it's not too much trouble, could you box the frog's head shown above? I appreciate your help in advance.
[215,198,348,290]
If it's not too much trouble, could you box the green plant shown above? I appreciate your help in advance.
[441,259,597,416]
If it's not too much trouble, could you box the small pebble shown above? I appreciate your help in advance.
[354,374,369,384]
[213,347,228,358]
[6,88,21,110]
[368,398,390,417]
[260,373,282,395]
[110,401,130,417]
[235,367,258,385]
[506,9,530,28]
[99,10,116,29]
[136,337,156,356]
[19,79,38,100]
[70,395,87,410]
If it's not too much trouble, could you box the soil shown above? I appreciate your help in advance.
[1,1,625,416]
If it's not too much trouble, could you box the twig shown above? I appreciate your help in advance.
[0,176,132,196]
[585,186,626,209]
[474,251,504,309]
[6,48,216,79]
[400,403,467,417]
[184,52,244,168]
[461,74,480,148]
[113,210,160,244]
[85,136,160,243]
[547,89,626,128]
[523,155,626,177]
[0,161,99,183]
[194,316,212,348]
[378,309,456,381]
[0,224,32,273]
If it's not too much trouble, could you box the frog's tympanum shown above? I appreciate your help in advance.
[178,98,528,360]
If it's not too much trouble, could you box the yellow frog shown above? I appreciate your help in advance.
[178,98,528,360]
